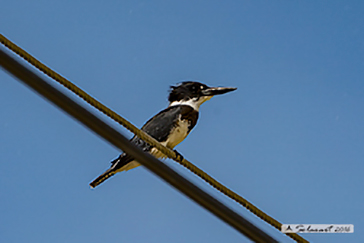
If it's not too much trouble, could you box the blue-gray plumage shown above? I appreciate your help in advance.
[90,81,236,188]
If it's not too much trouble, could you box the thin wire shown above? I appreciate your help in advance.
[0,34,308,243]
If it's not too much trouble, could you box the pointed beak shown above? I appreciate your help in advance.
[201,86,237,96]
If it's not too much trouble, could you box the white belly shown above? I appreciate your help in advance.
[165,118,190,148]
[120,118,190,172]
[149,118,190,159]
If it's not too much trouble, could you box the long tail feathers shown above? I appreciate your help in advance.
[89,167,117,188]
[90,155,136,188]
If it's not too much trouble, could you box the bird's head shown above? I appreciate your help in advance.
[168,81,237,111]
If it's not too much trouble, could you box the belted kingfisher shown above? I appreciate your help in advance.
[90,81,236,188]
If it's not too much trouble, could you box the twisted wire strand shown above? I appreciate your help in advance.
[0,34,308,243]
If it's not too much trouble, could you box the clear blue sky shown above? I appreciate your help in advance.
[1,1,363,242]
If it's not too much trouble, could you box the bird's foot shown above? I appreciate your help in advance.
[173,150,184,161]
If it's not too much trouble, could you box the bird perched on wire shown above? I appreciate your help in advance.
[90,81,236,188]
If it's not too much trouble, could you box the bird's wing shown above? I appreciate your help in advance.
[90,105,197,188]
[140,105,187,140]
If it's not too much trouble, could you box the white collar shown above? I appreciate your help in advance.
[169,96,212,111]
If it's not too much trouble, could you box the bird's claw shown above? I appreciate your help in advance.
[173,150,184,161]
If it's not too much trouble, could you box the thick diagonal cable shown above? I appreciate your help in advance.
[0,34,308,243]
[1,48,279,243]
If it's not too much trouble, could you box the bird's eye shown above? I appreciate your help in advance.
[200,86,204,90]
